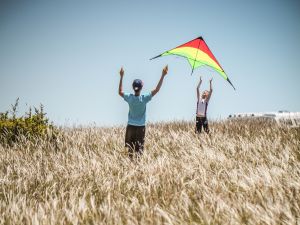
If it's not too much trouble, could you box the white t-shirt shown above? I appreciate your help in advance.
[196,98,209,117]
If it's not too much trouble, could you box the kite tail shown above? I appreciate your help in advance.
[227,78,236,90]
[150,54,162,60]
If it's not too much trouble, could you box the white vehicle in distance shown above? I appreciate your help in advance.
[228,111,300,128]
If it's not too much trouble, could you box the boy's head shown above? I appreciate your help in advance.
[132,79,143,94]
[201,90,209,100]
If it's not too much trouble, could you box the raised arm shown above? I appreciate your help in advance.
[118,67,124,97]
[207,78,213,100]
[151,65,168,97]
[197,76,202,101]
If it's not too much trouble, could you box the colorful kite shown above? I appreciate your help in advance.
[150,36,235,90]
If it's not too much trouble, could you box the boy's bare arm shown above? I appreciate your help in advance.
[151,65,168,97]
[118,67,124,97]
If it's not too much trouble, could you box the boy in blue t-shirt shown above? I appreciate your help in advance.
[118,65,168,157]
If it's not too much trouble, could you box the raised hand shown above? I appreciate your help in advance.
[120,67,124,77]
[209,77,213,93]
[162,65,168,76]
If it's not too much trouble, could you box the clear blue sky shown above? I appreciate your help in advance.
[1,0,300,126]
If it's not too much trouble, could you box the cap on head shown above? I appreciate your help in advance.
[132,79,143,92]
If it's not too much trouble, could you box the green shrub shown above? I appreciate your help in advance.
[0,98,59,146]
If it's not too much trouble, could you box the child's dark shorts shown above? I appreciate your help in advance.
[125,125,146,154]
[195,116,209,133]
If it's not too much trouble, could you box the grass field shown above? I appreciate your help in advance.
[0,120,299,224]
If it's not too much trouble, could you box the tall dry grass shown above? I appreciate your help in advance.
[0,120,299,224]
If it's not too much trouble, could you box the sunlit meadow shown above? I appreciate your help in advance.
[0,120,299,224]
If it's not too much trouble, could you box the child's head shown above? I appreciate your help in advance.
[201,90,209,100]
[132,79,143,94]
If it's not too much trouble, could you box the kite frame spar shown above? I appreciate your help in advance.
[150,36,236,90]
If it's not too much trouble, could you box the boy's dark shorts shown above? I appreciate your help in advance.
[195,116,209,133]
[125,125,146,154]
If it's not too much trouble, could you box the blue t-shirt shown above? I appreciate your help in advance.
[123,92,152,126]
